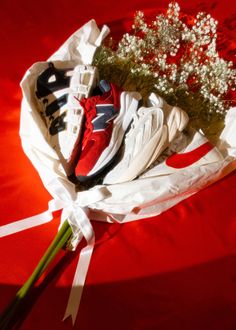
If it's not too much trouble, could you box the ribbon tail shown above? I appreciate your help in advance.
[63,240,95,325]
[0,199,64,237]
[0,211,51,237]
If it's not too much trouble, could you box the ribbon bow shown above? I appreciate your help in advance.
[0,186,110,325]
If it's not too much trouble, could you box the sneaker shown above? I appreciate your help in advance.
[35,61,98,171]
[139,130,223,178]
[75,80,142,180]
[103,93,189,184]
[103,106,168,184]
[148,93,189,143]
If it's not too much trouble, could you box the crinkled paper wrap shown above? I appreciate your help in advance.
[20,19,236,225]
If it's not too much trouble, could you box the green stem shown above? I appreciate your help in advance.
[17,220,72,298]
[0,220,72,329]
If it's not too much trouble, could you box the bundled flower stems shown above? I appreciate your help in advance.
[0,220,72,329]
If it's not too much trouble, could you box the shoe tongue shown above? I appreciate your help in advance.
[91,80,111,97]
[99,80,111,93]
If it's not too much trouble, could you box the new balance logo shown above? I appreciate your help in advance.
[92,104,117,131]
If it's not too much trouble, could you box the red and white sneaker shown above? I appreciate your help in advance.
[75,80,142,180]
[139,130,223,178]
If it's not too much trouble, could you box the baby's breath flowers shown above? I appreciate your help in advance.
[94,2,236,141]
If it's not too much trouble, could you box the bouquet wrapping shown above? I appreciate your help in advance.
[1,17,236,325]
[20,19,236,225]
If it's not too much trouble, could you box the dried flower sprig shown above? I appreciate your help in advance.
[94,2,236,141]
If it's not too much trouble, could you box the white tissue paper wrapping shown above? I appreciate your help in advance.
[20,19,236,225]
[14,19,236,324]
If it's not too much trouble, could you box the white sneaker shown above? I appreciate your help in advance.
[61,64,99,161]
[103,106,168,184]
[140,130,223,178]
[103,93,189,185]
[148,93,189,143]
[35,62,98,169]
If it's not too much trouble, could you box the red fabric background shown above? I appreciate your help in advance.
[0,0,236,329]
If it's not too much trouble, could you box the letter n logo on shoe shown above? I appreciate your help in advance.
[92,104,117,131]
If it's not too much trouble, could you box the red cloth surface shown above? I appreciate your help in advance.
[0,0,236,329]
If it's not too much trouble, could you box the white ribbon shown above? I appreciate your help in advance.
[0,187,109,326]
[0,199,65,237]
[63,205,95,325]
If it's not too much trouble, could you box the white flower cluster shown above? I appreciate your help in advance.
[93,2,236,139]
